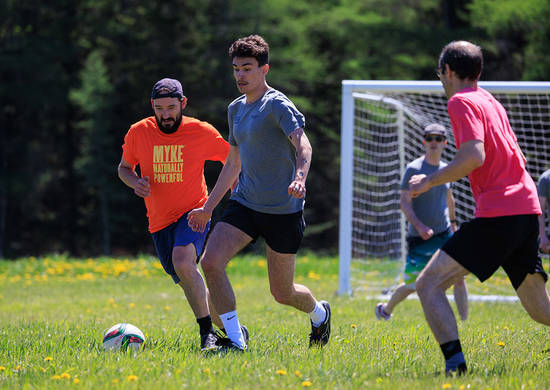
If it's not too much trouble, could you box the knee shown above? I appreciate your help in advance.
[270,287,293,305]
[201,253,224,276]
[415,274,432,298]
[172,255,196,280]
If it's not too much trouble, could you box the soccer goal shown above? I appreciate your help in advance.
[338,80,550,296]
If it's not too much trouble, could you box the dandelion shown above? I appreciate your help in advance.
[127,375,138,381]
[459,386,466,390]
[442,384,451,389]
[497,341,505,347]
[61,373,71,380]
[165,306,171,311]
[503,326,509,330]
[108,298,115,305]
[302,381,312,387]
[112,379,119,384]
[203,368,211,374]
[351,324,357,329]
[73,378,80,384]
[295,370,302,378]
[129,302,135,308]
[257,259,267,268]
[0,366,5,372]
[276,369,287,375]
[44,356,53,362]
[51,375,61,380]
[145,304,152,310]
[15,365,20,370]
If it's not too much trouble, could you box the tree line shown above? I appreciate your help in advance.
[1,0,548,258]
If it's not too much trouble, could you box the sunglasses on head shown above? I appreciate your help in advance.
[424,135,445,142]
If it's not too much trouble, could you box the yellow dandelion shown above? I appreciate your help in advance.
[442,384,451,389]
[112,379,119,384]
[44,356,53,362]
[73,378,80,384]
[165,306,171,311]
[257,259,267,268]
[497,341,505,347]
[295,370,302,378]
[51,375,61,380]
[15,365,20,370]
[41,367,46,372]
[276,369,287,375]
[61,373,71,380]
[203,368,211,374]
[503,326,509,330]
[129,302,135,308]
[351,324,357,329]
[127,375,138,381]
[0,366,5,371]
[459,385,466,390]
[145,304,152,310]
[302,381,312,387]
[108,298,115,305]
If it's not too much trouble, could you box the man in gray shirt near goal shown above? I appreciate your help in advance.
[376,124,468,321]
[187,34,331,352]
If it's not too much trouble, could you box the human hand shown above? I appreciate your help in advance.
[134,176,151,198]
[288,180,306,199]
[409,174,431,198]
[418,225,434,240]
[187,208,212,233]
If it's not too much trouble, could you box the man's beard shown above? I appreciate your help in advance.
[155,112,183,134]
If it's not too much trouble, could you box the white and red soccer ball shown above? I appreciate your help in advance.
[102,323,145,352]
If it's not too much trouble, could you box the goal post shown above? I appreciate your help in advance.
[339,80,550,296]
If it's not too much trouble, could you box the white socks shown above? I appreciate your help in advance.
[220,310,245,348]
[309,300,327,327]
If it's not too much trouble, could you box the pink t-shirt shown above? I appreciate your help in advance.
[448,87,541,217]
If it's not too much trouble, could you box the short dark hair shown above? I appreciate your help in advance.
[229,35,269,66]
[438,40,483,81]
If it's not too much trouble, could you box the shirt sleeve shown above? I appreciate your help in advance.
[448,97,484,149]
[400,166,414,190]
[227,105,237,146]
[272,96,306,137]
[202,123,229,163]
[538,174,550,198]
[121,127,139,167]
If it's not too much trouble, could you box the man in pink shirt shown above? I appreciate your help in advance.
[409,40,550,376]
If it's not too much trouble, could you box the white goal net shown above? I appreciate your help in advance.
[338,80,550,295]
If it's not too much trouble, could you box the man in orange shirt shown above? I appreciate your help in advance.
[118,78,245,352]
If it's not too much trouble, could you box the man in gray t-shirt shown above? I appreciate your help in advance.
[188,35,331,352]
[375,124,468,322]
[537,169,550,252]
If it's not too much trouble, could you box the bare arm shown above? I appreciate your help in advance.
[117,156,150,198]
[287,127,312,199]
[187,144,241,232]
[447,189,458,232]
[410,139,485,198]
[539,195,550,253]
[400,190,433,240]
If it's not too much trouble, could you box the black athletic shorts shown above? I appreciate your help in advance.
[220,200,305,254]
[441,214,548,290]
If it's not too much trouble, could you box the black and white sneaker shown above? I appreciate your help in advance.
[216,336,247,353]
[200,331,220,352]
[309,300,331,347]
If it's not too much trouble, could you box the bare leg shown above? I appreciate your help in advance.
[266,245,316,313]
[384,283,416,314]
[516,273,550,325]
[201,222,252,314]
[172,244,212,320]
[453,278,469,321]
[206,289,223,329]
[415,249,469,344]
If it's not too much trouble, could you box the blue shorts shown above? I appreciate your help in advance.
[151,213,210,284]
[404,229,453,284]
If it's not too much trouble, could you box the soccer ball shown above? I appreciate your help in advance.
[102,323,146,352]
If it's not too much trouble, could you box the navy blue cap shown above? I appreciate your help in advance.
[151,78,184,100]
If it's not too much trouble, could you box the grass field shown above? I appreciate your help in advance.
[1,253,549,389]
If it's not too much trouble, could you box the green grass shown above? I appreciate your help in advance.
[0,254,549,389]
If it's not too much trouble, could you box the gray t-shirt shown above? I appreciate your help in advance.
[401,157,451,237]
[228,88,305,214]
[537,169,550,201]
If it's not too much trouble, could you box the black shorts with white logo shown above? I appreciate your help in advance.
[220,200,305,254]
[441,214,548,290]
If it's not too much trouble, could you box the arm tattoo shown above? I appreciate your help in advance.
[301,158,308,164]
[298,171,304,178]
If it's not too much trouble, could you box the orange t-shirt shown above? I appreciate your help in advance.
[122,116,228,233]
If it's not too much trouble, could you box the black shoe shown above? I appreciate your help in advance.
[309,301,331,347]
[200,331,220,352]
[445,363,467,377]
[216,336,247,353]
[240,324,249,345]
